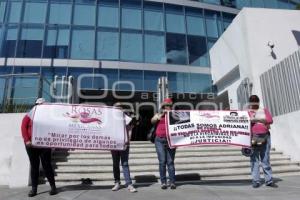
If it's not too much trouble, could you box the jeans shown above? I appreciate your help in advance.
[250,134,273,184]
[25,146,56,188]
[111,146,132,186]
[155,137,176,184]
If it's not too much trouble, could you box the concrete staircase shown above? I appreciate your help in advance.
[52,141,300,186]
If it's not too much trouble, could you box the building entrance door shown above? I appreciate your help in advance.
[78,90,156,141]
[78,89,215,141]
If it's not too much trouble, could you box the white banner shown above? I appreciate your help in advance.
[166,110,251,148]
[31,103,127,150]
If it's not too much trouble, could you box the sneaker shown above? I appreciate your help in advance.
[127,184,137,193]
[252,182,260,188]
[266,182,278,188]
[170,183,176,190]
[28,188,37,197]
[161,184,167,190]
[112,182,121,191]
[49,187,58,196]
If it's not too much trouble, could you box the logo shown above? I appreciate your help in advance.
[63,112,102,124]
[199,112,220,119]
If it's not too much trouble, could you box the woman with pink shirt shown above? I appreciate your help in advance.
[248,95,277,188]
[151,98,176,190]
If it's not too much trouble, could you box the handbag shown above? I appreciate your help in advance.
[251,133,269,146]
[147,123,158,143]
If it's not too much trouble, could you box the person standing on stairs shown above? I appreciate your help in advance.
[151,98,176,190]
[248,95,277,188]
[21,98,58,197]
[111,103,137,193]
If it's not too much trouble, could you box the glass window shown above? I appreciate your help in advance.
[94,68,118,90]
[222,0,236,7]
[189,74,212,93]
[121,0,142,30]
[0,26,4,55]
[44,27,70,59]
[202,0,221,5]
[68,67,93,89]
[97,29,119,60]
[186,8,206,36]
[49,3,72,25]
[0,78,5,110]
[120,30,143,62]
[98,0,119,28]
[277,0,291,9]
[2,27,18,57]
[235,0,251,9]
[144,32,166,64]
[144,71,166,91]
[12,67,40,106]
[222,13,236,31]
[8,2,22,23]
[207,39,217,50]
[288,0,300,9]
[205,10,222,38]
[166,33,187,65]
[41,67,67,102]
[17,27,44,58]
[187,35,208,67]
[0,67,13,110]
[251,0,265,7]
[73,4,96,26]
[264,0,278,8]
[42,67,67,82]
[119,69,143,91]
[168,72,189,93]
[0,2,6,23]
[41,67,67,103]
[71,29,95,59]
[74,0,93,3]
[0,66,12,75]
[23,2,47,23]
[165,5,185,34]
[207,39,217,66]
[144,2,164,31]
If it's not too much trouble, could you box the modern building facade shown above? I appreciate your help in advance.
[209,8,300,161]
[0,0,299,112]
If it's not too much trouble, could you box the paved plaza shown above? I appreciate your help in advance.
[1,176,300,200]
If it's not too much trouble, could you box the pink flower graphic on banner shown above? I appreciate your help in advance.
[63,112,102,124]
[199,112,220,119]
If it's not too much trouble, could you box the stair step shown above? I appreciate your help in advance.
[54,155,292,166]
[53,151,283,160]
[54,165,300,182]
[54,171,300,186]
[52,141,298,186]
[54,160,300,173]
[54,146,278,155]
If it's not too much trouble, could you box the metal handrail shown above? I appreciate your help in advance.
[0,73,40,77]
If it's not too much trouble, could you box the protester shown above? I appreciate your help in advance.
[21,98,57,197]
[151,98,176,190]
[111,103,137,193]
[248,95,277,188]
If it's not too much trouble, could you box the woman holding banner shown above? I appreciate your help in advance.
[111,103,137,193]
[151,98,176,190]
[21,98,57,197]
[248,95,277,188]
